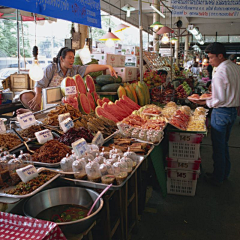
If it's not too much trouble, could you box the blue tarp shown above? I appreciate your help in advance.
[0,0,101,28]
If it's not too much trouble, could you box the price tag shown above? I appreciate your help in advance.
[65,86,77,95]
[35,129,53,144]
[72,138,88,158]
[0,120,6,134]
[16,165,38,183]
[60,117,74,133]
[92,131,104,147]
[17,112,36,129]
[58,112,70,124]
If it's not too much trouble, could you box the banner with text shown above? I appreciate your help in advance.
[170,0,240,18]
[0,0,101,28]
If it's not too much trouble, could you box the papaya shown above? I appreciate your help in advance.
[135,85,145,106]
[117,86,127,98]
[141,81,150,104]
[138,81,148,105]
[128,84,138,104]
[125,86,135,102]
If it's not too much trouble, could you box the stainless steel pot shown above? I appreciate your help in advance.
[23,186,104,234]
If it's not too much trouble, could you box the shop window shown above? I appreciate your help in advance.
[204,36,215,42]
[217,36,228,42]
[229,36,240,43]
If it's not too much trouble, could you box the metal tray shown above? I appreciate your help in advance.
[0,168,60,199]
[61,156,145,190]
[103,130,119,144]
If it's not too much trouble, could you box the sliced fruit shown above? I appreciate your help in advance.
[115,99,133,115]
[108,102,129,118]
[85,75,96,93]
[73,74,87,94]
[78,93,91,114]
[102,97,111,103]
[95,106,119,123]
[97,99,105,107]
[61,77,77,96]
[122,95,141,110]
[92,91,99,105]
[102,103,123,121]
[87,92,96,111]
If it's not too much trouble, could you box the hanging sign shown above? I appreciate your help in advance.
[0,0,101,28]
[170,0,240,18]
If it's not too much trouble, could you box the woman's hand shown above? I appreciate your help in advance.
[107,65,118,78]
[28,94,41,111]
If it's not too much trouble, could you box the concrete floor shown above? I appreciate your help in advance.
[131,117,240,240]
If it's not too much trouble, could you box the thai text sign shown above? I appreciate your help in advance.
[170,0,240,18]
[0,0,101,28]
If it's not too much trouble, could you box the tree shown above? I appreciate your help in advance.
[0,19,31,57]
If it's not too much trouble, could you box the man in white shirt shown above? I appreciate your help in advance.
[194,42,240,186]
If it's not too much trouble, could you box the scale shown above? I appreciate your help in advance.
[42,87,62,109]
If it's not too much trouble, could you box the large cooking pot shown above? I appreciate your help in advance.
[23,186,104,234]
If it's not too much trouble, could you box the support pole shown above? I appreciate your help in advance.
[17,10,20,73]
[138,0,143,83]
[153,0,160,53]
[184,34,189,64]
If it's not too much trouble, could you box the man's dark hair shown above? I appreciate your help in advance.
[205,42,227,58]
[229,54,237,62]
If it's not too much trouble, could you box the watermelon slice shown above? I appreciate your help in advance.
[108,102,129,118]
[78,93,91,114]
[97,99,105,107]
[85,75,96,93]
[74,74,87,94]
[61,77,78,97]
[87,92,96,111]
[102,102,123,121]
[95,106,118,123]
[122,95,141,110]
[102,97,111,103]
[115,100,133,115]
[92,91,99,105]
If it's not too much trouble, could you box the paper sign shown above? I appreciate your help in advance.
[65,86,77,95]
[72,138,88,158]
[16,165,38,183]
[17,112,36,129]
[0,120,6,134]
[92,131,104,147]
[58,113,71,124]
[60,117,74,133]
[35,129,54,144]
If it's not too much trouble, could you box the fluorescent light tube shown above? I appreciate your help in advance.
[150,4,165,18]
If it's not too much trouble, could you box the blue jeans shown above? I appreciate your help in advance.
[211,107,237,182]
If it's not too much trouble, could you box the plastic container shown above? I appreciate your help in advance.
[167,178,197,196]
[166,157,201,171]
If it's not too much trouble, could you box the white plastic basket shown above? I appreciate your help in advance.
[166,157,201,171]
[169,142,200,160]
[167,178,197,196]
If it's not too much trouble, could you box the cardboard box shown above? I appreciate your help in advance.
[106,54,126,67]
[10,74,29,90]
[121,46,140,56]
[125,56,140,67]
[107,67,138,82]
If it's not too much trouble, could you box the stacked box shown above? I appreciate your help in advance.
[106,67,138,82]
[121,46,140,56]
[91,54,125,67]
[167,132,203,196]
[125,56,140,67]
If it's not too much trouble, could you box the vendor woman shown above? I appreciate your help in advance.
[18,47,117,112]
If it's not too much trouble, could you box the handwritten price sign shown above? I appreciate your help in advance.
[17,112,36,129]
[72,138,88,158]
[0,120,6,134]
[35,129,53,144]
[65,86,77,95]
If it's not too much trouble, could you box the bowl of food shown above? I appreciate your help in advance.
[23,186,104,234]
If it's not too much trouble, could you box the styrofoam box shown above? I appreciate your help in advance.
[166,169,200,181]
[166,157,201,171]
[121,45,140,56]
[106,67,138,82]
[167,178,197,196]
[91,54,106,62]
[125,55,140,67]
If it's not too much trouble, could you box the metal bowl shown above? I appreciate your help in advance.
[23,186,104,234]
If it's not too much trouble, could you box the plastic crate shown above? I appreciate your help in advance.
[167,178,197,196]
[166,169,199,181]
[166,157,201,171]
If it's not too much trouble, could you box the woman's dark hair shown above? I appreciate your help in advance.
[193,62,198,67]
[205,42,227,58]
[53,47,75,64]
